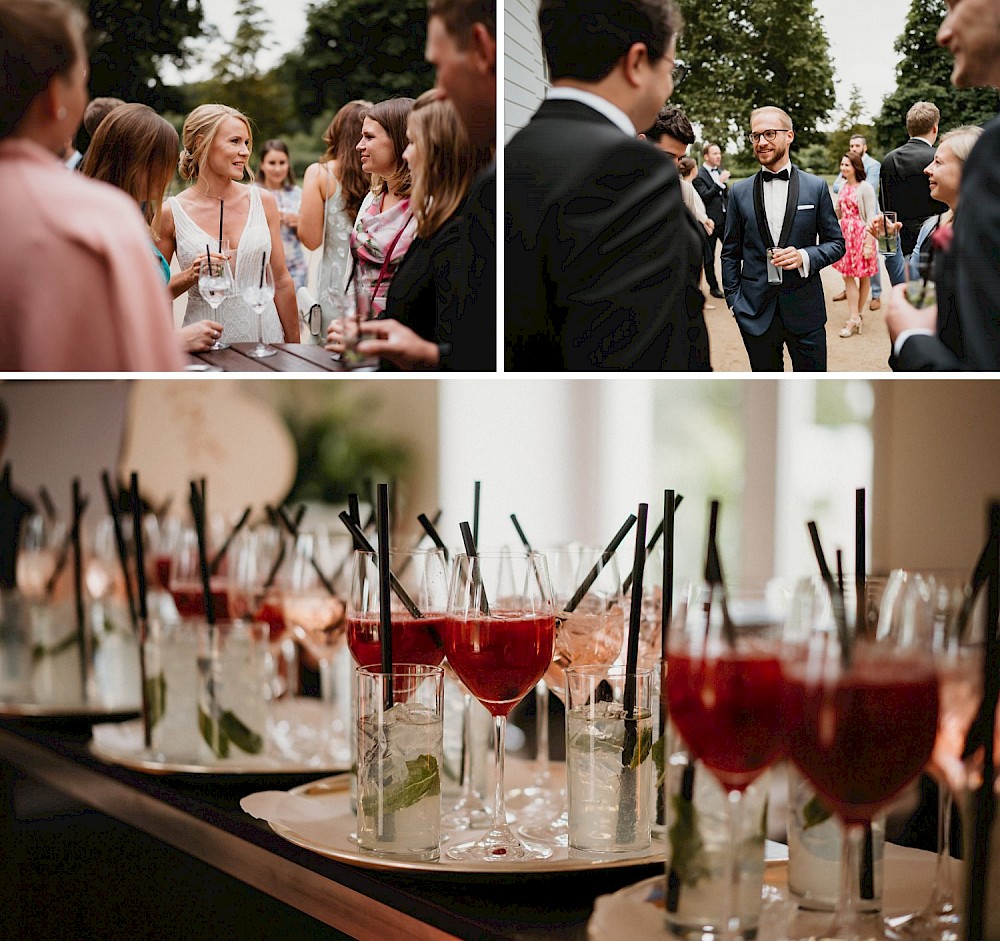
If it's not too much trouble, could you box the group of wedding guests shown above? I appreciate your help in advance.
[0,0,496,372]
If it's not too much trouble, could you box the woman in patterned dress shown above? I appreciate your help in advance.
[832,151,878,338]
[255,139,308,290]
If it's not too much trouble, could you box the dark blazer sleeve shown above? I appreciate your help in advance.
[720,181,746,298]
[802,178,845,272]
[692,168,715,204]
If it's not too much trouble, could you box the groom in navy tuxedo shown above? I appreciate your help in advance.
[721,106,844,371]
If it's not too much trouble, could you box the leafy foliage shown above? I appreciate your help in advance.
[284,0,435,128]
[875,0,999,154]
[672,0,835,152]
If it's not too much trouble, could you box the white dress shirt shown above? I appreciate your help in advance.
[547,86,635,136]
[761,160,810,278]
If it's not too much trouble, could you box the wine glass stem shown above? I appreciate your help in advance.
[837,823,865,934]
[491,715,508,831]
[535,680,550,783]
[929,784,956,915]
[318,656,334,705]
[725,789,744,940]
[459,691,476,796]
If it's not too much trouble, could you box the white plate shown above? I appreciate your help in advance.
[89,697,350,776]
[258,777,669,875]
[587,842,946,941]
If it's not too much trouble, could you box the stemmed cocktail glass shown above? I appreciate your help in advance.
[878,569,981,941]
[198,241,233,351]
[241,260,276,358]
[444,550,556,861]
[781,578,940,941]
[666,583,786,940]
[519,545,624,846]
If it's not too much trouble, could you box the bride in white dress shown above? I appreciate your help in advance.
[157,104,299,345]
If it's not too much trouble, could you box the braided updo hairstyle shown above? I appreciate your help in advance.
[179,103,254,182]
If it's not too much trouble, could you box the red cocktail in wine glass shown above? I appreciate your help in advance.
[443,550,555,862]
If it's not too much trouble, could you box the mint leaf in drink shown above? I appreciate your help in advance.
[145,672,166,730]
[220,710,264,754]
[668,793,711,887]
[652,735,666,787]
[803,793,833,829]
[628,723,654,770]
[361,754,440,816]
[31,633,78,663]
[198,704,230,758]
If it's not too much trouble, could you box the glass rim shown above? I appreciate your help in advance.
[356,662,445,678]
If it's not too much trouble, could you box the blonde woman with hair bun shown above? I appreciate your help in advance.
[157,103,299,345]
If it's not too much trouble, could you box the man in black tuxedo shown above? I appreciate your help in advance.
[886,0,1000,370]
[879,101,948,263]
[692,142,729,298]
[423,0,496,371]
[505,0,710,371]
[721,106,844,371]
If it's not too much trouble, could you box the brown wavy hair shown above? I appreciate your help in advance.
[407,90,485,238]
[81,103,180,239]
[362,98,415,199]
[320,100,371,222]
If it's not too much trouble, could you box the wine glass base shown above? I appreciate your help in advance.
[442,805,493,831]
[518,819,568,847]
[247,346,277,358]
[208,340,230,351]
[446,831,552,862]
[885,909,961,941]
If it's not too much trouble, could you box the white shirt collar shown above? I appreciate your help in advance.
[547,86,636,136]
[762,159,792,178]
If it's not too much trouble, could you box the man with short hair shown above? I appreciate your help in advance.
[505,0,710,371]
[721,106,845,372]
[879,101,947,275]
[832,134,884,310]
[83,96,125,138]
[424,0,495,370]
[692,142,729,298]
[887,0,1000,370]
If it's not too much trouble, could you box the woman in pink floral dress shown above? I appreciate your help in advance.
[832,152,878,338]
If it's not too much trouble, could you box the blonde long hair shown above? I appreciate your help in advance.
[407,90,482,238]
[179,103,254,183]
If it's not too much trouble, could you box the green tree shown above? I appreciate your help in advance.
[85,0,207,110]
[285,0,434,128]
[876,0,998,154]
[673,0,835,152]
[827,85,875,164]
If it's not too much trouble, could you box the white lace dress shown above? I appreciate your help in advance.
[170,187,284,343]
[316,165,356,334]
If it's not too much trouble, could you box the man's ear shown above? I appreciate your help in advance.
[470,22,496,75]
[621,42,649,89]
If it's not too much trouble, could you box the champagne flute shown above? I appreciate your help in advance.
[781,580,940,941]
[241,259,276,358]
[878,569,981,941]
[667,582,786,940]
[198,242,233,351]
[520,545,624,846]
[444,550,556,862]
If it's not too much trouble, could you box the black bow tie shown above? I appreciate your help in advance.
[761,169,790,183]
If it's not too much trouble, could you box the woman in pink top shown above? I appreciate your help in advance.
[0,0,185,372]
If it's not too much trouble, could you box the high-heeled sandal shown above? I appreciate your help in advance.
[839,317,863,338]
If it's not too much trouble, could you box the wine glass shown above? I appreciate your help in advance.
[781,578,941,941]
[16,513,66,601]
[444,550,556,862]
[168,525,229,621]
[519,545,624,846]
[198,245,233,351]
[666,582,787,941]
[241,260,277,358]
[877,569,981,941]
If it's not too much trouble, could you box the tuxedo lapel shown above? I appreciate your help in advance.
[752,172,772,249]
[778,166,801,247]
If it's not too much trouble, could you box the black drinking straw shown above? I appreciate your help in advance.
[807,520,851,666]
[45,512,78,599]
[955,530,993,641]
[205,243,212,277]
[209,506,252,576]
[348,493,361,527]
[337,511,422,617]
[623,495,684,597]
[130,472,153,749]
[189,481,214,627]
[658,490,679,830]
[855,488,867,637]
[705,500,736,647]
[509,513,531,552]
[38,486,56,521]
[100,471,138,633]
[274,506,337,597]
[376,484,393,708]
[836,548,845,592]
[459,521,489,615]
[472,481,481,547]
[395,510,442,578]
[218,201,224,252]
[70,479,89,700]
[963,501,1000,941]
[259,252,267,289]
[564,514,638,615]
[417,512,449,563]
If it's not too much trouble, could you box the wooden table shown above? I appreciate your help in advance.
[186,343,350,373]
[0,718,663,941]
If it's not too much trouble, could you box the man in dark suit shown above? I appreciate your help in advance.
[505,0,710,371]
[421,0,496,370]
[885,0,1000,370]
[721,106,845,372]
[692,142,729,298]
[879,101,947,267]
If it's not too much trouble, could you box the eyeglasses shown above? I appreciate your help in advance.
[672,63,689,85]
[749,129,791,144]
